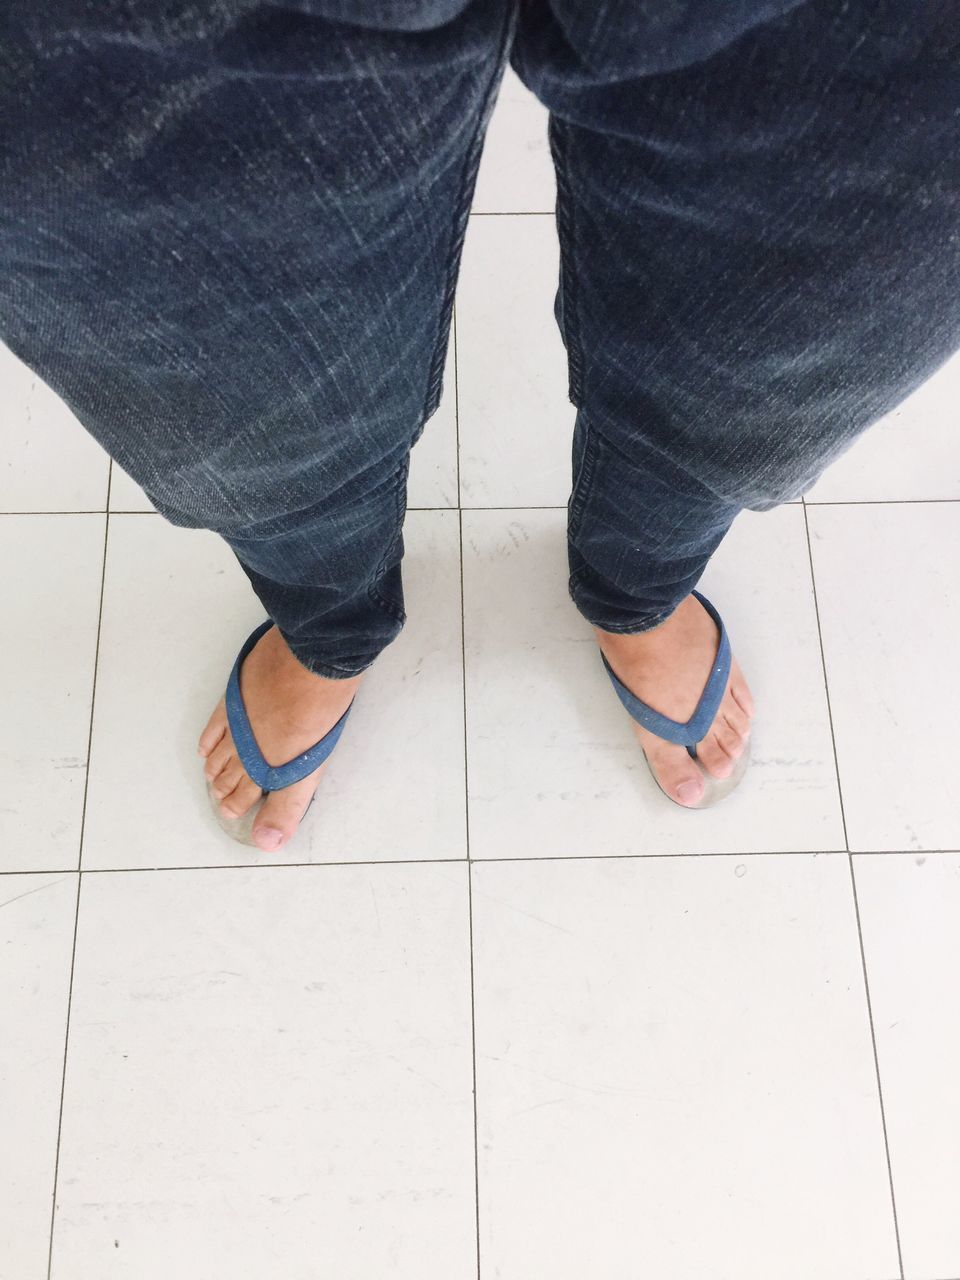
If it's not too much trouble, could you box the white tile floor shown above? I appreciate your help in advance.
[2,68,959,1280]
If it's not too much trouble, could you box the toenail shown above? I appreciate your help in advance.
[676,780,702,805]
[256,827,285,852]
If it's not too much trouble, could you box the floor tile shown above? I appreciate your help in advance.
[457,215,575,507]
[0,873,78,1280]
[51,863,475,1279]
[807,351,960,503]
[855,853,960,1280]
[471,854,898,1280]
[1,343,109,513]
[108,341,458,514]
[0,515,105,872]
[462,505,844,858]
[82,510,466,868]
[808,503,960,851]
[473,67,554,214]
[107,464,154,513]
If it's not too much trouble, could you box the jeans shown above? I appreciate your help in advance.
[2,1,958,676]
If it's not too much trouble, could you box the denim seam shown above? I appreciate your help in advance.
[420,1,517,423]
[566,418,600,541]
[366,451,410,626]
[368,584,406,626]
[550,116,584,406]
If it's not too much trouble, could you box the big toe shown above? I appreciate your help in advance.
[638,735,706,808]
[251,771,323,854]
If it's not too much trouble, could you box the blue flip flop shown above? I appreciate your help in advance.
[601,591,750,808]
[207,620,354,846]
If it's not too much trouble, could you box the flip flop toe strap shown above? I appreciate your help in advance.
[601,591,731,756]
[224,620,353,792]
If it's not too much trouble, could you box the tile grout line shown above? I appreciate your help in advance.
[803,502,905,1279]
[803,496,960,507]
[452,305,462,512]
[457,507,482,1280]
[453,308,481,1280]
[45,474,111,1280]
[44,875,82,1280]
[2,499,959,519]
[452,304,470,864]
[80,459,111,863]
[458,527,483,1278]
[848,855,906,1279]
[0,509,114,516]
[18,495,955,519]
[467,846,483,1280]
[7,848,960,879]
[801,505,849,851]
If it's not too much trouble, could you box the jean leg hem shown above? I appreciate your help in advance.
[569,589,679,637]
[280,642,379,681]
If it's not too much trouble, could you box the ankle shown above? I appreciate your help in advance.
[247,626,362,698]
[596,599,688,655]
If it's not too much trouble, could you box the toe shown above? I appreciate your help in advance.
[713,718,746,761]
[696,731,735,780]
[638,734,706,807]
[199,700,227,758]
[220,773,262,820]
[210,760,244,802]
[203,736,236,785]
[721,702,751,744]
[729,661,755,720]
[251,771,323,853]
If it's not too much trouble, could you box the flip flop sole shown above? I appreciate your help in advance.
[207,780,262,846]
[207,781,318,848]
[643,735,752,810]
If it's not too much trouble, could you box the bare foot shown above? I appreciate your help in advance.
[597,594,754,807]
[198,626,361,853]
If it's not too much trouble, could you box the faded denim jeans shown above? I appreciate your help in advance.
[2,0,959,675]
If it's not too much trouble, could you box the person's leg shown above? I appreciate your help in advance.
[515,0,960,804]
[1,0,512,847]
